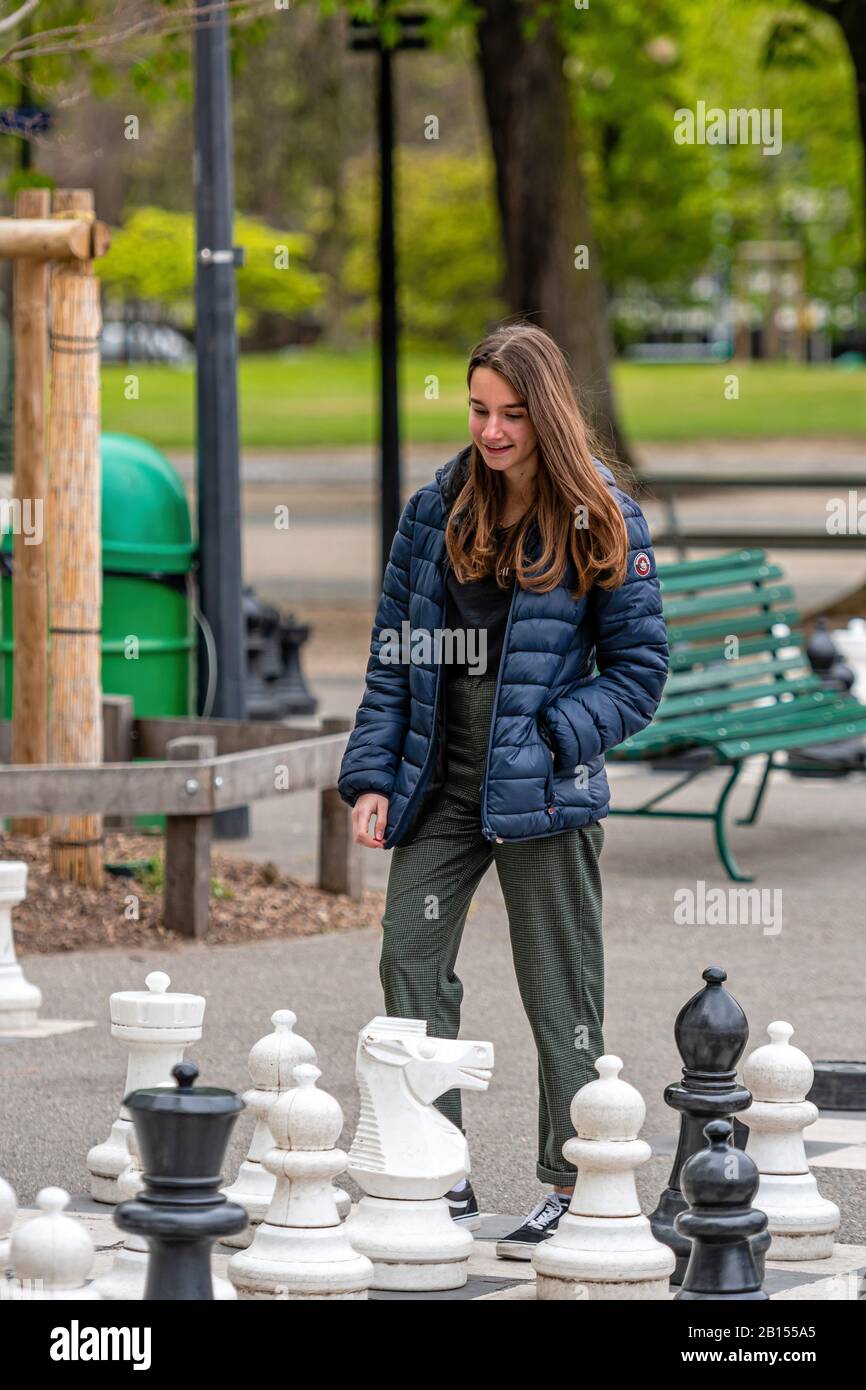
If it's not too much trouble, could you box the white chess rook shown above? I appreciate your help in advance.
[533,1056,675,1300]
[744,1021,840,1260]
[344,1016,494,1292]
[228,1063,373,1299]
[0,861,42,1029]
[86,970,205,1204]
[11,1188,101,1300]
[222,1009,349,1249]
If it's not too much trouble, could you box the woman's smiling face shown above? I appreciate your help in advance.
[468,367,538,477]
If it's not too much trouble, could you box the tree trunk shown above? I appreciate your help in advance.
[803,0,866,275]
[473,0,634,467]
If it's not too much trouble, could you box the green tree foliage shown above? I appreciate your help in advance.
[340,148,506,349]
[96,205,326,334]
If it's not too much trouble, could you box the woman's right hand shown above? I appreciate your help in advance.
[352,793,389,849]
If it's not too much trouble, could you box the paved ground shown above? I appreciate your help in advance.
[4,758,865,1241]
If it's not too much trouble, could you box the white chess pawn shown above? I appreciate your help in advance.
[93,1099,237,1301]
[744,1021,840,1260]
[0,1175,17,1268]
[86,970,205,1203]
[221,1010,316,1248]
[228,1063,373,1299]
[533,1056,675,1300]
[0,861,42,1029]
[10,1188,101,1300]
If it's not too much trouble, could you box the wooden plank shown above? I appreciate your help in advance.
[0,216,111,261]
[133,716,319,759]
[9,187,51,837]
[0,762,215,815]
[654,530,866,550]
[317,718,363,899]
[164,737,216,940]
[102,696,135,830]
[211,732,348,808]
[641,473,866,490]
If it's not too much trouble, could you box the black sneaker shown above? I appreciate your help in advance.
[445,1180,481,1231]
[495,1192,570,1261]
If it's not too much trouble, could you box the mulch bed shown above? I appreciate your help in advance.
[2,832,385,955]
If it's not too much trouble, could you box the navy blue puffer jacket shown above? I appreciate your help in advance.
[338,446,669,848]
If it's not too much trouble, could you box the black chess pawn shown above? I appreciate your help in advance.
[114,1061,248,1300]
[674,1119,769,1300]
[650,966,759,1284]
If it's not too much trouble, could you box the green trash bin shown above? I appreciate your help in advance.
[1,432,196,720]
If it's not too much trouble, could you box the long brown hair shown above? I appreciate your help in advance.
[446,323,629,602]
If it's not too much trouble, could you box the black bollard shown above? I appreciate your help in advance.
[649,966,769,1285]
[114,1061,248,1300]
[674,1119,769,1301]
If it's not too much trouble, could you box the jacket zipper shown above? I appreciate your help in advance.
[480,578,519,841]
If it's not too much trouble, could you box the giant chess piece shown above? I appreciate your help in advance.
[0,1174,17,1268]
[344,1016,494,1291]
[222,1010,348,1245]
[93,1098,239,1302]
[86,970,205,1203]
[534,1056,675,1300]
[675,1120,769,1301]
[228,1063,374,1299]
[114,1062,247,1300]
[744,1021,840,1260]
[0,861,42,1029]
[10,1188,101,1300]
[650,965,761,1284]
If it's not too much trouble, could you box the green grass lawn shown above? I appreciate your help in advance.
[101,351,866,449]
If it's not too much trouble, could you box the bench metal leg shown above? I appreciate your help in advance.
[736,753,774,826]
[714,764,753,883]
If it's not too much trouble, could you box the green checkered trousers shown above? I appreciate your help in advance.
[379,671,605,1187]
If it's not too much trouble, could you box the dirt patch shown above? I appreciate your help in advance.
[2,832,385,956]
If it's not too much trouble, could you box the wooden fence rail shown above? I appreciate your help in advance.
[0,705,364,937]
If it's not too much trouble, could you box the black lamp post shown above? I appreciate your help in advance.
[349,7,429,589]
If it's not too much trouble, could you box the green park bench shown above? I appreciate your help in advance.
[608,548,866,881]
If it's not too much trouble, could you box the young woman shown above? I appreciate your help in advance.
[338,323,669,1260]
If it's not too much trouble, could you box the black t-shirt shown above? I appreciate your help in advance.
[444,523,517,681]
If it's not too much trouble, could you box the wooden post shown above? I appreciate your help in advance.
[47,189,104,886]
[317,717,363,900]
[9,188,51,836]
[102,694,134,831]
[164,736,216,939]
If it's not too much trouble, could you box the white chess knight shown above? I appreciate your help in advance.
[228,1063,373,1300]
[0,861,42,1029]
[93,1092,238,1301]
[744,1021,840,1260]
[10,1188,101,1300]
[86,970,205,1203]
[344,1016,494,1292]
[533,1056,675,1300]
[222,1010,350,1247]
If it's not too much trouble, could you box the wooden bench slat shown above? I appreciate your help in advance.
[660,561,784,595]
[656,548,767,579]
[664,655,808,695]
[663,585,795,621]
[666,608,801,644]
[657,674,823,719]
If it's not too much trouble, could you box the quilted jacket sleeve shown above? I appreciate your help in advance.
[336,490,419,808]
[539,493,669,771]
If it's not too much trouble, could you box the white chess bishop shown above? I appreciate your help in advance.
[743,1021,840,1260]
[222,1010,350,1246]
[344,1016,494,1292]
[10,1189,101,1300]
[86,970,205,1203]
[533,1056,675,1300]
[228,1063,373,1299]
